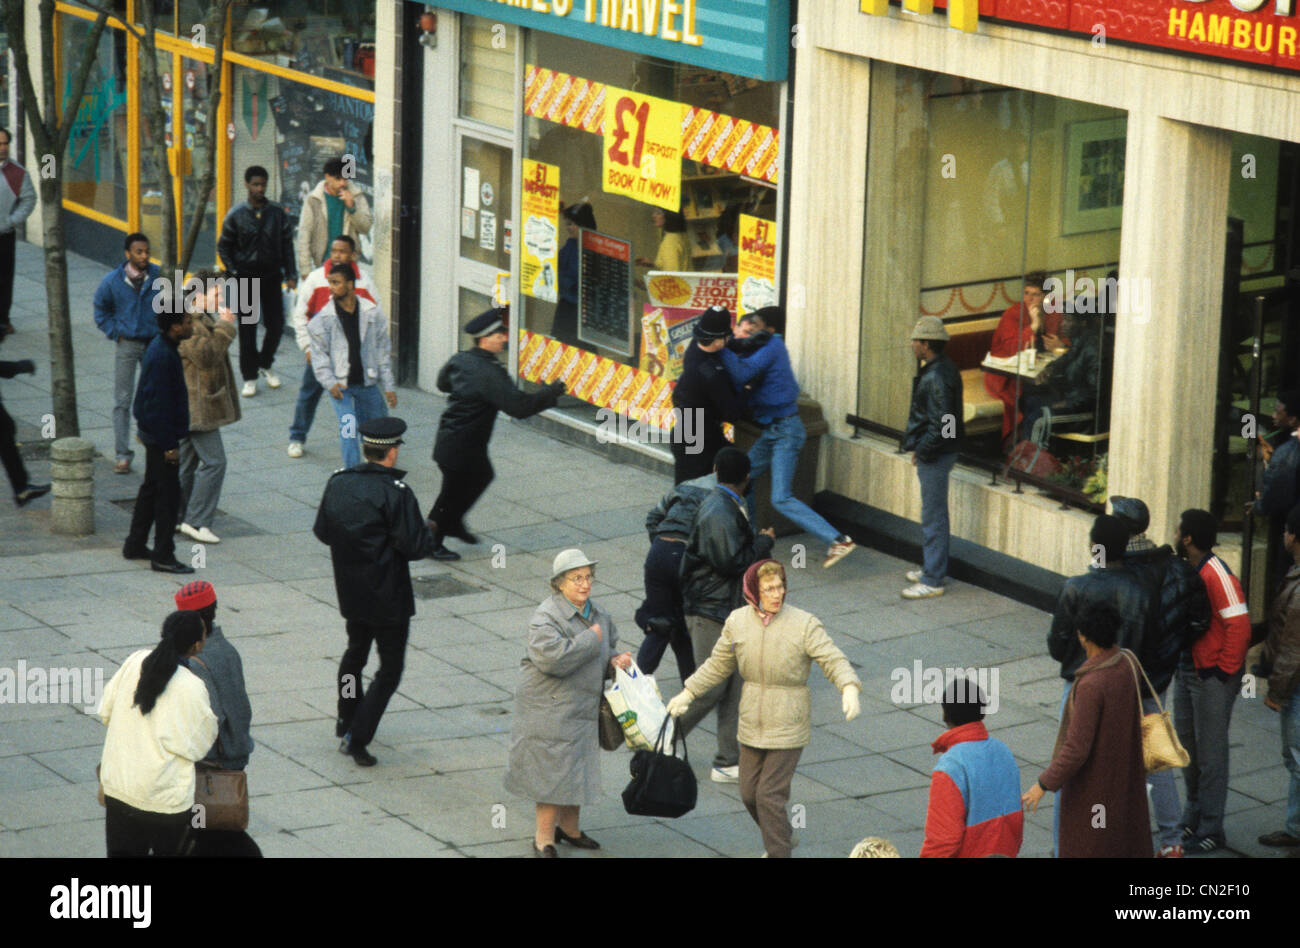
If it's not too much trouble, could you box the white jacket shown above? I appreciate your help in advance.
[290,262,377,353]
[307,295,396,393]
[97,650,218,814]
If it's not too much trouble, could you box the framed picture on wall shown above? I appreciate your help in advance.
[1062,118,1126,236]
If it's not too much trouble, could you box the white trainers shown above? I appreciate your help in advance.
[901,583,944,600]
[287,441,304,458]
[710,765,740,784]
[180,523,220,544]
[260,368,282,389]
[906,569,923,583]
[241,379,257,397]
[822,536,856,568]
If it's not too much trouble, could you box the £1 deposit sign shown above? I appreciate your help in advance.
[602,86,685,211]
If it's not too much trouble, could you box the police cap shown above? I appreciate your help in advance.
[359,416,406,447]
[465,307,508,338]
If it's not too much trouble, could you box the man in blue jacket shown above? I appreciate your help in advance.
[94,233,161,474]
[123,309,195,574]
[717,306,855,569]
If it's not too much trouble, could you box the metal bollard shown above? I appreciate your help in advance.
[50,437,95,535]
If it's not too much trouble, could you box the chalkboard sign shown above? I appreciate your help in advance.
[578,230,633,356]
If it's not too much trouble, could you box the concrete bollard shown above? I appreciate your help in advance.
[50,437,95,535]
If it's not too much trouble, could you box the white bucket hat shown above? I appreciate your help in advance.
[551,548,597,581]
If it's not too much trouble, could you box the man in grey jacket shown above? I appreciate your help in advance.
[0,128,36,334]
[306,263,396,469]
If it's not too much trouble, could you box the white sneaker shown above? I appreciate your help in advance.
[241,380,257,397]
[179,523,220,544]
[901,583,945,600]
[906,569,923,583]
[287,441,304,458]
[260,368,282,389]
[710,765,740,784]
[822,537,856,568]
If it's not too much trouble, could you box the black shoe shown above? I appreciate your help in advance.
[431,544,461,561]
[150,559,195,574]
[123,543,153,561]
[339,738,377,767]
[533,843,558,858]
[445,527,479,545]
[14,484,51,507]
[555,827,600,850]
[1185,834,1226,855]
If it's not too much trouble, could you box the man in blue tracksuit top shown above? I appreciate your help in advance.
[124,308,195,574]
[717,306,855,569]
[93,233,162,474]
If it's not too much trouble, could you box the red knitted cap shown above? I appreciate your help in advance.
[174,580,216,611]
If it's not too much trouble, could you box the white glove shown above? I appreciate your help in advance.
[842,685,861,722]
[666,690,694,718]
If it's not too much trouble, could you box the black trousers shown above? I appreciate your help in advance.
[0,229,15,328]
[0,400,29,493]
[236,272,284,381]
[338,617,410,750]
[428,458,494,539]
[633,537,696,679]
[670,423,727,485]
[126,442,181,562]
[105,796,191,857]
[188,828,263,858]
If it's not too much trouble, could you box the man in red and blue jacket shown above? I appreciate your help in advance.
[921,677,1023,857]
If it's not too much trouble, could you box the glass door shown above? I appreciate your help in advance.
[454,130,513,349]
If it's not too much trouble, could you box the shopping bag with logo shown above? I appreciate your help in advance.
[603,660,673,750]
[622,718,697,818]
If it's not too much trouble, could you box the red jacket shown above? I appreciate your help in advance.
[921,721,1024,858]
[1191,554,1251,675]
[988,303,1065,357]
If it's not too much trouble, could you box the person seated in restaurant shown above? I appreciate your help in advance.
[1017,311,1101,441]
[983,271,1067,443]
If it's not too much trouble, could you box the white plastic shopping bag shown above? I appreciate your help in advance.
[603,660,674,751]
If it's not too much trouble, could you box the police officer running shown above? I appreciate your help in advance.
[313,417,436,766]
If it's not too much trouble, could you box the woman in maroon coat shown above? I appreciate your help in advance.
[1023,600,1152,858]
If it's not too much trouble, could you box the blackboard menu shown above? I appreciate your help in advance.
[578,230,633,356]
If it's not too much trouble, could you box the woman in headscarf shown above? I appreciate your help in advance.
[503,548,633,857]
[667,559,862,857]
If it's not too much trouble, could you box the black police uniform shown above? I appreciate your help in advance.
[428,309,563,556]
[313,418,436,758]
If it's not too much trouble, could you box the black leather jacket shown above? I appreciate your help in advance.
[680,487,774,623]
[313,463,437,622]
[902,353,965,462]
[217,200,296,279]
[645,473,716,541]
[1047,565,1154,693]
[433,348,562,468]
[1120,545,1211,693]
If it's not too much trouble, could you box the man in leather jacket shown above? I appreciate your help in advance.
[314,417,436,766]
[217,166,297,395]
[901,316,965,599]
[426,307,564,561]
[676,447,775,782]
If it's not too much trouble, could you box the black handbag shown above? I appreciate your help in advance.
[621,717,697,818]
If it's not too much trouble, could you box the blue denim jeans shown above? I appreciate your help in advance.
[290,362,324,443]
[1173,659,1242,841]
[745,414,838,545]
[1142,692,1184,848]
[330,384,388,469]
[916,451,958,587]
[1281,690,1300,836]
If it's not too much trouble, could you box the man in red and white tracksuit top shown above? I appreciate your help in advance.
[920,679,1023,857]
[1173,508,1252,855]
[287,234,376,457]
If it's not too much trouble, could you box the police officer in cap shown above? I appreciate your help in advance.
[427,307,565,560]
[313,416,436,766]
[670,305,745,484]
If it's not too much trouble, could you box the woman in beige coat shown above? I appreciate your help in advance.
[667,559,861,857]
[176,270,242,544]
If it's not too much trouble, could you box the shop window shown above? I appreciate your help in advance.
[459,14,515,130]
[138,47,173,248]
[520,30,781,427]
[230,1,376,92]
[858,64,1125,502]
[228,64,376,268]
[60,16,128,221]
[459,137,512,272]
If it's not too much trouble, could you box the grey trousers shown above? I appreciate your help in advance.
[677,614,740,769]
[178,429,226,529]
[739,744,802,858]
[113,338,149,462]
[1174,659,1243,840]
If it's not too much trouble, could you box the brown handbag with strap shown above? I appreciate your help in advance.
[189,656,250,831]
[1120,648,1190,773]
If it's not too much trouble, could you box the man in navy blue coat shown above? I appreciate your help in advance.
[124,309,195,573]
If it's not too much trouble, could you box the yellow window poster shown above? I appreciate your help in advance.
[521,159,561,302]
[737,214,778,316]
[602,86,685,211]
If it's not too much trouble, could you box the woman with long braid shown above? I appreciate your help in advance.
[97,610,218,857]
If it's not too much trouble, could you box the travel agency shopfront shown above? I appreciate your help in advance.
[416,0,792,460]
[786,0,1300,604]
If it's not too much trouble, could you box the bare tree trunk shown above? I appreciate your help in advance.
[179,0,235,274]
[137,1,177,273]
